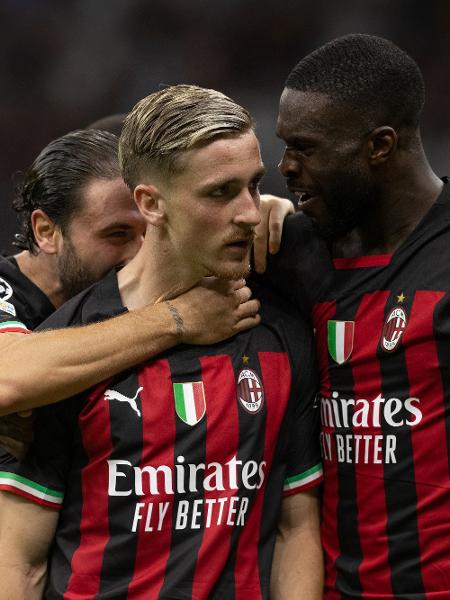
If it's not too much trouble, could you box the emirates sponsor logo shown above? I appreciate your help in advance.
[237,369,264,413]
[108,455,266,533]
[319,392,423,465]
[381,306,407,352]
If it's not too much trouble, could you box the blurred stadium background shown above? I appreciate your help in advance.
[1,0,448,252]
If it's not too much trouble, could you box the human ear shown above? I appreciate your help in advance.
[31,209,61,255]
[134,184,167,227]
[367,126,398,165]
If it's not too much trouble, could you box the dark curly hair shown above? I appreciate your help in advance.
[13,129,121,253]
[285,33,425,129]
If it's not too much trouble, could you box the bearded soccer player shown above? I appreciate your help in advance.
[0,129,260,457]
[255,34,450,599]
[0,86,323,599]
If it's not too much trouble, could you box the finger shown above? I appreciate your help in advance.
[230,278,246,291]
[268,198,294,254]
[233,314,261,332]
[253,199,270,273]
[236,298,260,318]
[234,285,252,304]
[18,410,32,418]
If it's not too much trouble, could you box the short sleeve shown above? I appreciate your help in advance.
[0,400,77,510]
[282,328,323,496]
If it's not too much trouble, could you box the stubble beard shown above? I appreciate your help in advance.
[57,238,100,300]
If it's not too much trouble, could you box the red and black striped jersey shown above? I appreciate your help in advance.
[0,255,54,465]
[268,181,450,599]
[0,271,322,599]
[0,255,54,333]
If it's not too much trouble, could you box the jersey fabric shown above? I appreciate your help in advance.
[0,270,322,600]
[0,255,54,332]
[268,180,450,599]
[0,255,54,465]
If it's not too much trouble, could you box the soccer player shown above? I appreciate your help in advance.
[0,85,323,599]
[0,129,260,436]
[257,33,450,599]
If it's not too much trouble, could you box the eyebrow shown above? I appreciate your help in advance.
[202,166,267,189]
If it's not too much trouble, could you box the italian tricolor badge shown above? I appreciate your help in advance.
[173,381,206,426]
[327,320,355,364]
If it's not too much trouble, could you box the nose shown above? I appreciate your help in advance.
[278,148,301,178]
[233,189,261,228]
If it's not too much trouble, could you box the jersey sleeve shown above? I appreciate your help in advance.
[0,275,31,333]
[0,399,78,510]
[282,318,323,497]
[263,213,333,314]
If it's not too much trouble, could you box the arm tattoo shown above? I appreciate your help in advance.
[166,301,185,337]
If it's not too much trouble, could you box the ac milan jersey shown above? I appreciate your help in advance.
[268,181,450,599]
[0,255,54,465]
[0,255,54,333]
[0,270,322,599]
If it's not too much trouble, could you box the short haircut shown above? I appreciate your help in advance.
[85,113,127,136]
[119,84,254,190]
[13,129,121,253]
[285,34,425,128]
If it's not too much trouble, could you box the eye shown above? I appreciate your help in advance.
[249,178,262,195]
[209,185,231,198]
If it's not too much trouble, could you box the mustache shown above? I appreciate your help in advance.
[225,229,256,244]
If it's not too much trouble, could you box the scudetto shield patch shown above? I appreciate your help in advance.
[328,320,355,364]
[173,381,206,426]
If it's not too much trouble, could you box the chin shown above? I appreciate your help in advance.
[211,261,251,280]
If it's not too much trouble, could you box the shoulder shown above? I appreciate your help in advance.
[0,256,53,329]
[37,270,125,331]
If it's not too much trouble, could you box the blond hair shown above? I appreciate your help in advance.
[119,84,254,189]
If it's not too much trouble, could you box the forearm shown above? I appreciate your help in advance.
[0,302,178,415]
[0,564,47,600]
[271,518,323,599]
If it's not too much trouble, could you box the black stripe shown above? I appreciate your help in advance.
[96,370,144,599]
[211,350,267,599]
[379,290,425,598]
[158,355,207,598]
[329,298,363,600]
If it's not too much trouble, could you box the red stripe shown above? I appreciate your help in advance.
[333,255,392,270]
[344,321,354,360]
[192,381,205,420]
[350,291,393,596]
[234,352,291,600]
[0,326,31,333]
[403,291,449,592]
[64,381,114,599]
[191,355,239,599]
[127,360,176,598]
[313,301,340,597]
[0,484,61,509]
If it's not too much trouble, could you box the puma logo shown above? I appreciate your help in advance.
[104,386,143,417]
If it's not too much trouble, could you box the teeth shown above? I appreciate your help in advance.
[295,191,308,203]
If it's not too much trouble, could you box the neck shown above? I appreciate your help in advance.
[14,250,65,308]
[334,150,444,258]
[117,231,203,310]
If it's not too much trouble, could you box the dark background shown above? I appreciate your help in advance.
[1,0,449,253]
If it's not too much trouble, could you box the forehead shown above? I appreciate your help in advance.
[276,88,351,142]
[176,130,264,184]
[73,177,140,230]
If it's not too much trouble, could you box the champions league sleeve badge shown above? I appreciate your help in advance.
[237,369,264,414]
[0,277,16,317]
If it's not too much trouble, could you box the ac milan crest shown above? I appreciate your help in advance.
[381,306,408,352]
[237,369,264,414]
